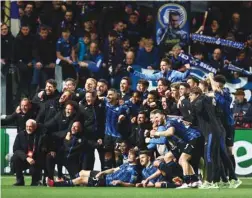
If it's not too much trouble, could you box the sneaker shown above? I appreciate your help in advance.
[191,180,202,188]
[46,177,54,187]
[176,183,190,189]
[218,181,230,188]
[229,179,242,189]
[208,182,219,189]
[199,181,212,189]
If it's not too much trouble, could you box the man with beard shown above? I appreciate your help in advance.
[151,110,203,188]
[36,90,73,124]
[100,88,130,170]
[12,119,47,186]
[79,91,105,170]
[46,121,95,180]
[96,79,108,97]
[128,112,151,151]
[32,79,60,107]
[1,98,37,133]
[44,100,79,181]
[189,87,241,189]
[177,82,193,123]
[128,58,190,83]
[119,77,133,101]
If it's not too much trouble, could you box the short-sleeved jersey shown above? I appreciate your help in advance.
[105,163,139,186]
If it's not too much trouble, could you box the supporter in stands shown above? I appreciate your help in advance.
[1,23,14,73]
[13,24,35,99]
[33,26,56,89]
[187,76,199,88]
[136,79,149,100]
[232,89,252,128]
[128,58,190,82]
[20,3,37,34]
[126,13,142,47]
[136,38,159,70]
[56,28,77,83]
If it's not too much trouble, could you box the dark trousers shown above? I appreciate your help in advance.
[16,62,33,100]
[204,133,221,183]
[12,153,42,183]
[219,136,237,181]
[46,153,80,179]
[81,148,105,170]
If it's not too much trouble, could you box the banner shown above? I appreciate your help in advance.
[233,129,252,176]
[156,2,190,49]
[10,1,20,37]
[178,53,217,78]
[191,33,245,50]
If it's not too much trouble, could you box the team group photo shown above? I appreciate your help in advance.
[1,1,252,198]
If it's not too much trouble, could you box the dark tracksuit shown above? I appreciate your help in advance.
[35,98,63,125]
[79,100,105,170]
[191,95,224,183]
[1,109,37,133]
[44,110,79,178]
[179,97,194,123]
[12,32,35,99]
[12,127,47,184]
[46,133,96,179]
[32,34,56,88]
[214,90,238,181]
[128,123,151,150]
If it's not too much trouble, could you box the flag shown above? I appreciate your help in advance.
[10,1,20,37]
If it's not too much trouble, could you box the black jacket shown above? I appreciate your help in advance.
[128,123,151,149]
[79,100,105,141]
[191,95,225,137]
[13,126,47,161]
[63,133,97,159]
[12,32,34,64]
[36,99,63,124]
[179,97,193,123]
[32,34,56,65]
[44,110,79,137]
[1,32,15,63]
[1,109,37,133]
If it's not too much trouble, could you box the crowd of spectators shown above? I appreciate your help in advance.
[0,0,251,188]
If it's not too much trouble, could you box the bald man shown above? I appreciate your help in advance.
[12,119,47,186]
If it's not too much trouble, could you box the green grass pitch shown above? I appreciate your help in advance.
[1,177,252,198]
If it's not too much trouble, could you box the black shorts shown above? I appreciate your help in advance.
[183,137,204,157]
[87,171,106,187]
[103,135,123,151]
[224,125,235,147]
[170,143,183,160]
